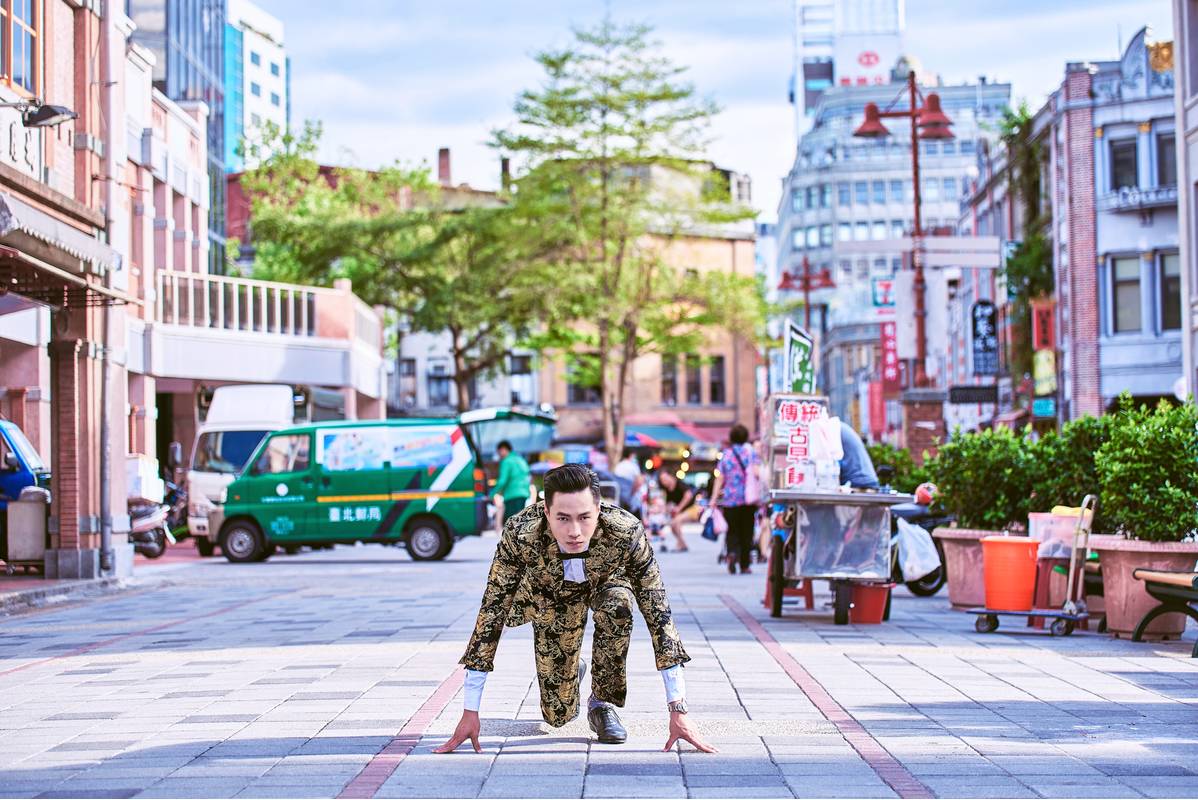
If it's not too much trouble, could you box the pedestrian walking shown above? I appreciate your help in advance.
[656,470,696,552]
[491,439,531,530]
[709,424,762,575]
[436,464,715,753]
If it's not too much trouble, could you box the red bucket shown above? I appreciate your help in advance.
[849,582,892,624]
[981,536,1039,611]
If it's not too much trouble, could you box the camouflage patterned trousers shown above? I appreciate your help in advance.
[531,579,634,727]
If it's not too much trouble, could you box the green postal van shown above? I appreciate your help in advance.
[209,419,487,563]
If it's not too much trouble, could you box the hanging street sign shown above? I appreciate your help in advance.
[971,301,999,377]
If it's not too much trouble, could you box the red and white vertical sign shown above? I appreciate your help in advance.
[880,320,900,392]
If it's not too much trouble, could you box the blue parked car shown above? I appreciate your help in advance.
[0,420,49,510]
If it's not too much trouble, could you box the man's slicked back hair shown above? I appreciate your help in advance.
[544,463,601,508]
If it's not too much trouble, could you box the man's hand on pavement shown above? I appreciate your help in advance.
[663,711,717,753]
[434,710,481,754]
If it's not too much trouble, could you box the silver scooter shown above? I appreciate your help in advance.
[129,498,174,559]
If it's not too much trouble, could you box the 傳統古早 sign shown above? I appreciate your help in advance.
[784,321,816,393]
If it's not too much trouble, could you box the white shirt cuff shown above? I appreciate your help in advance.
[464,669,488,712]
[660,664,685,703]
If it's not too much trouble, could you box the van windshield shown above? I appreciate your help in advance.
[192,430,270,475]
[4,427,44,472]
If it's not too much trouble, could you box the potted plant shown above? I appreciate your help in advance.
[929,426,1035,608]
[1089,397,1198,638]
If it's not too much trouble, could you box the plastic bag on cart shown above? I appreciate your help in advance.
[896,517,940,581]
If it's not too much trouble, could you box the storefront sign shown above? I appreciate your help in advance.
[880,320,900,391]
[1032,396,1057,418]
[971,301,998,377]
[871,276,895,310]
[1032,301,1055,351]
[949,385,998,405]
[868,381,885,440]
[1033,349,1057,396]
[784,321,816,394]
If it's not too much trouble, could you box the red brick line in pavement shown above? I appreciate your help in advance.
[720,594,934,800]
[0,589,296,678]
[338,669,466,799]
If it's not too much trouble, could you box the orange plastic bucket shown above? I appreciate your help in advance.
[981,536,1039,611]
[849,582,892,624]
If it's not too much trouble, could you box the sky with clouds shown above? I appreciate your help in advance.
[250,0,1173,223]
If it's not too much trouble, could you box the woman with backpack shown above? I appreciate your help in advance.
[709,423,763,575]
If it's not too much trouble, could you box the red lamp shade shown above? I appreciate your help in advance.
[917,93,954,139]
[778,272,798,291]
[853,102,891,138]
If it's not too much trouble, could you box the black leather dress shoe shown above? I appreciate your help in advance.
[588,704,628,744]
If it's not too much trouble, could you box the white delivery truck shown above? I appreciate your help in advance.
[186,384,345,555]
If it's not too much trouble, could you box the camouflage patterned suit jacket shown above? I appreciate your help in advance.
[460,501,691,673]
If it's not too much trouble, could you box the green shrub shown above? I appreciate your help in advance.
[1095,396,1198,543]
[1028,415,1112,533]
[929,426,1035,530]
[865,442,932,494]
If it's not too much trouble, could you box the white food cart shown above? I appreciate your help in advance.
[761,393,910,622]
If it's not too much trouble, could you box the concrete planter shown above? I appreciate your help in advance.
[1088,535,1198,639]
[933,528,1005,609]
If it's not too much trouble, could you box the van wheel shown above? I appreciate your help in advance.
[220,520,264,563]
[195,538,216,557]
[406,519,452,561]
[283,544,301,555]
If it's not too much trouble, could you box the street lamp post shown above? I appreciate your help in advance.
[853,69,953,388]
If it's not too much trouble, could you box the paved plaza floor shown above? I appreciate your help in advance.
[0,532,1196,799]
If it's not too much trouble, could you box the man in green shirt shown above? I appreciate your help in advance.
[492,440,532,527]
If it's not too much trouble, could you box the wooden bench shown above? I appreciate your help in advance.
[1132,569,1198,657]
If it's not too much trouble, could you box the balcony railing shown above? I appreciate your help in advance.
[156,271,384,351]
[1097,184,1178,213]
[156,271,324,336]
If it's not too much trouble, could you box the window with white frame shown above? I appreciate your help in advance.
[0,0,40,95]
[1161,253,1181,331]
[1111,256,1141,333]
[1157,132,1176,186]
[1110,139,1138,191]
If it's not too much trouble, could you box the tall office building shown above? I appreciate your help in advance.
[791,0,905,135]
[128,0,227,272]
[225,0,289,173]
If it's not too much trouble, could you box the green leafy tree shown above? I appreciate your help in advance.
[998,102,1054,380]
[239,123,557,412]
[495,19,767,461]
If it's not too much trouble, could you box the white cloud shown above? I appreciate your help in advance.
[259,0,1176,225]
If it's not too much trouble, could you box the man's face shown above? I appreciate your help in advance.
[497,446,510,460]
[545,490,599,553]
